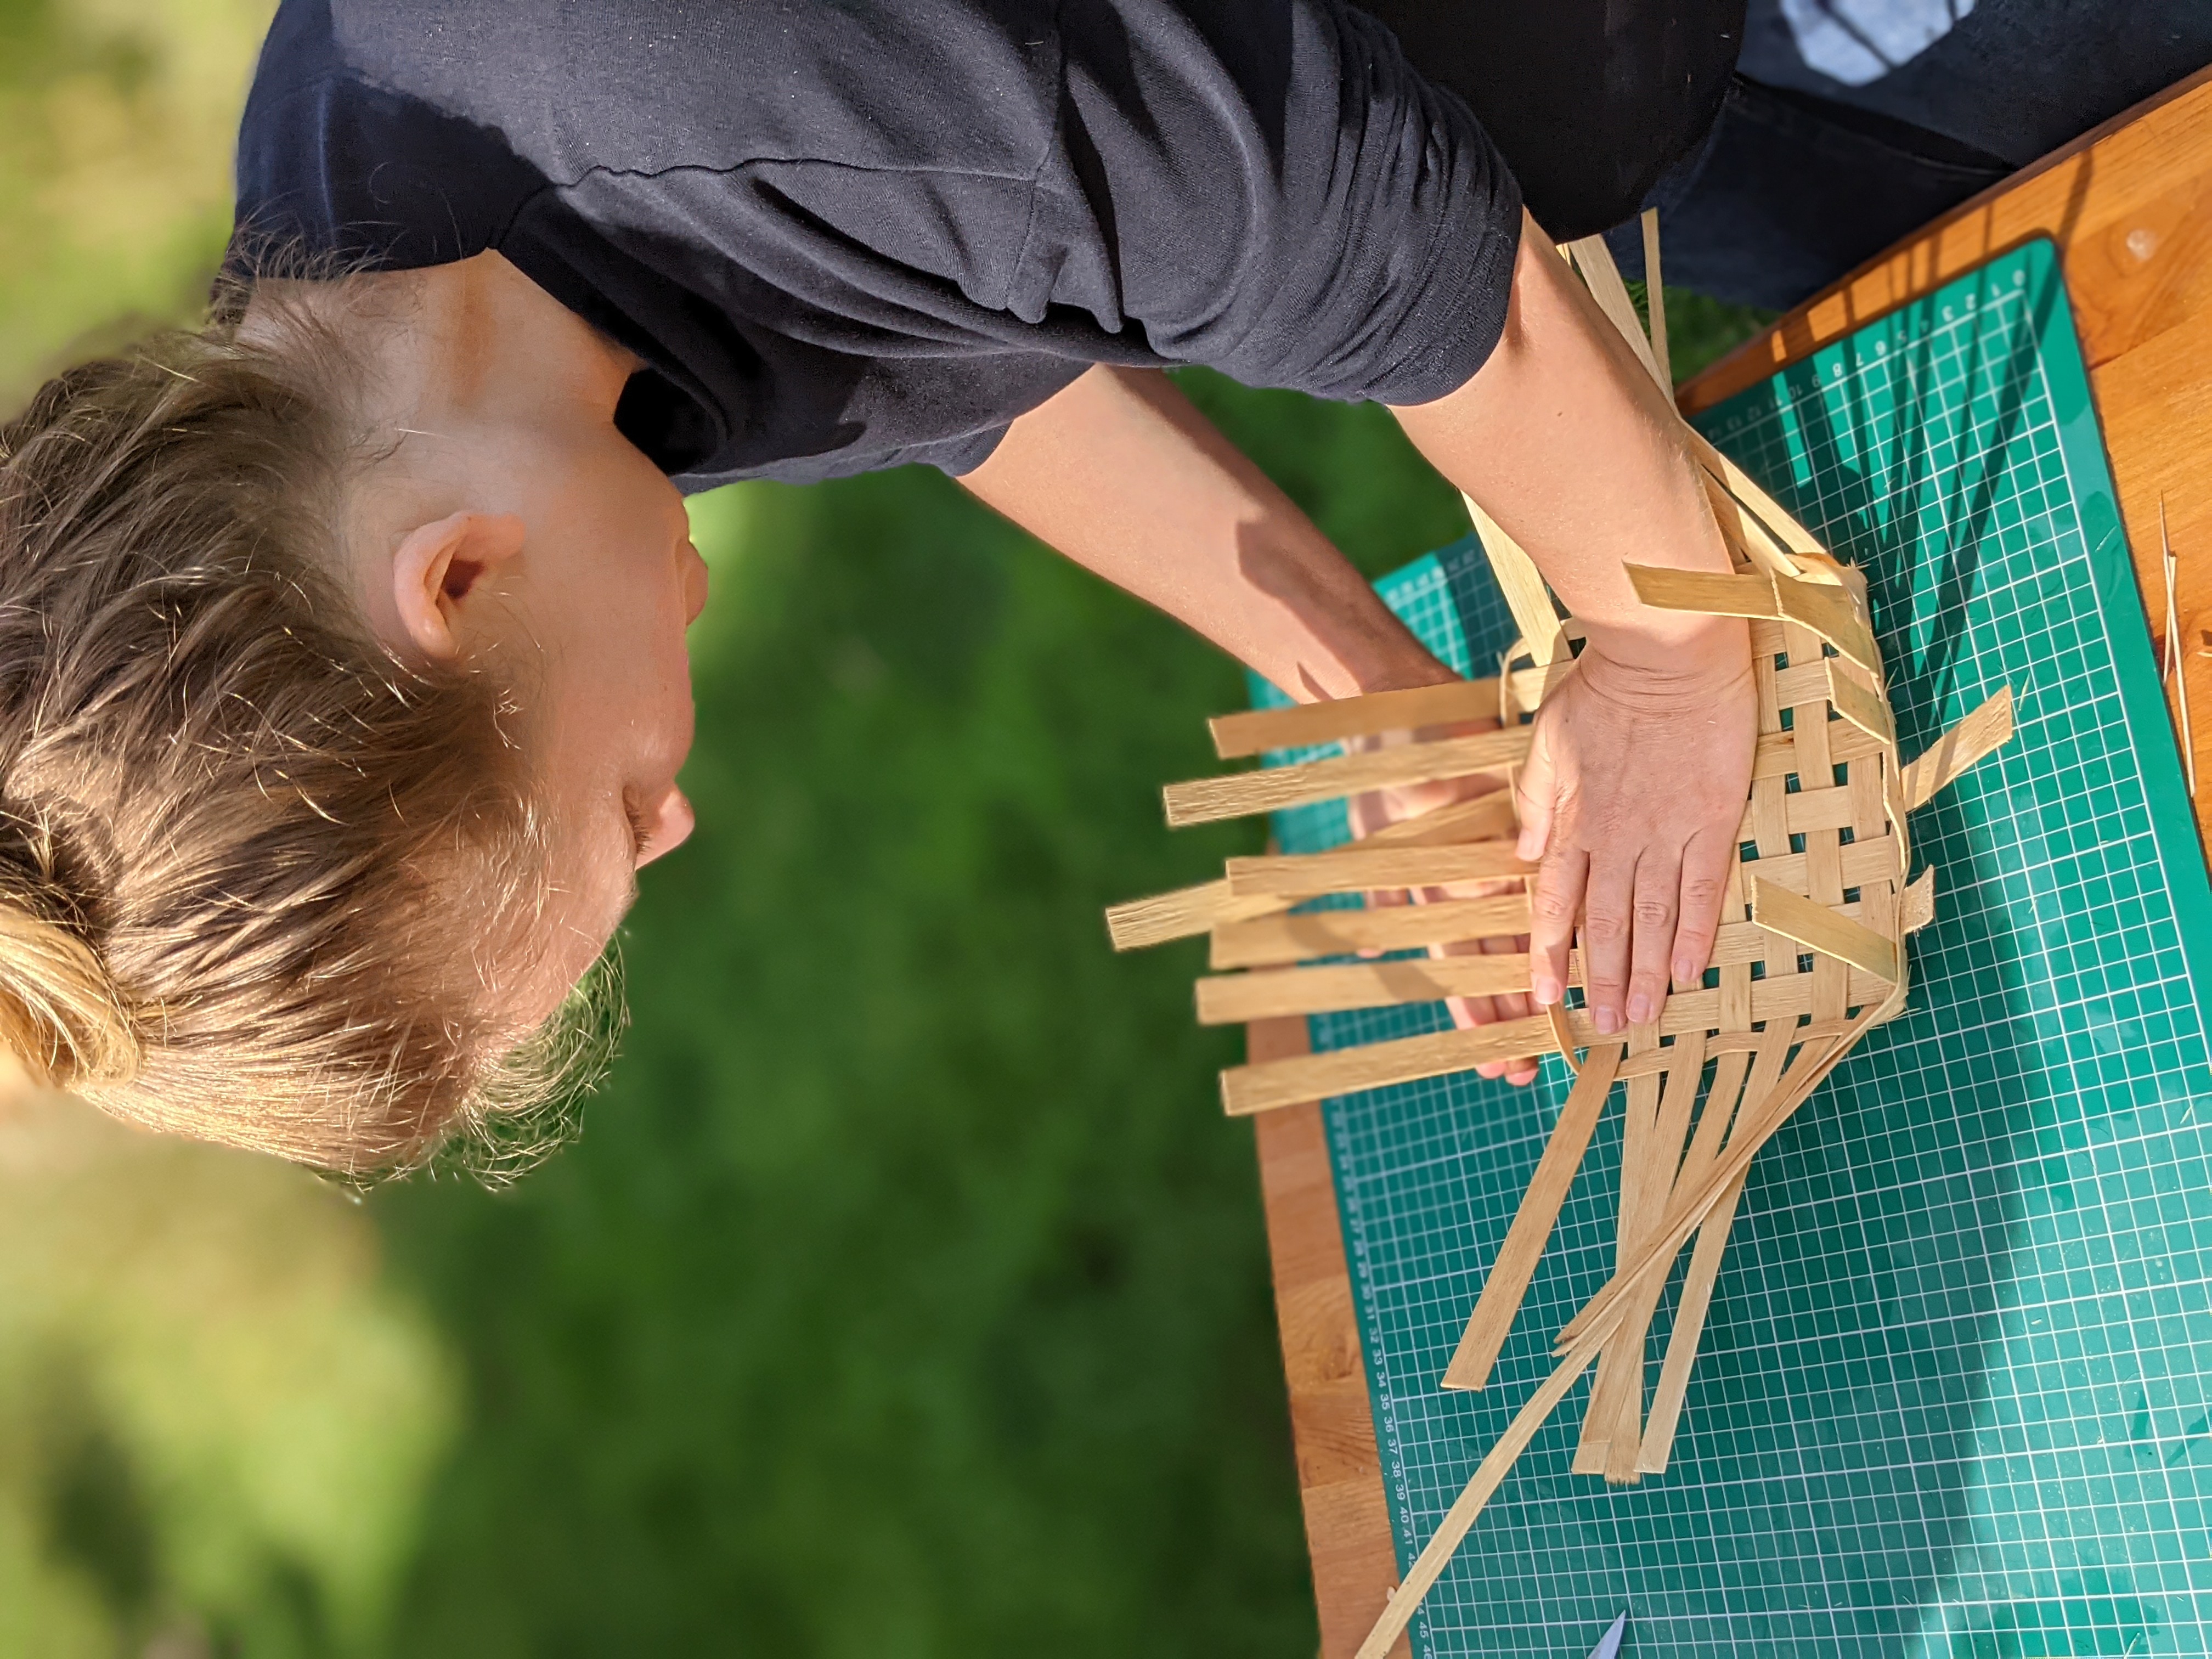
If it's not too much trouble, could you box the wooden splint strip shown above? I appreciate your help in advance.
[1207,677,1504,759]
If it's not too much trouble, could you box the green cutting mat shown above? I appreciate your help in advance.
[1260,238,2212,1656]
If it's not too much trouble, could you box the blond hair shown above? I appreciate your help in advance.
[0,304,615,1179]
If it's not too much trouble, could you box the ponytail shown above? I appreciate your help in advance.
[0,297,610,1177]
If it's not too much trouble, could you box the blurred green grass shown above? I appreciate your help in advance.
[0,0,272,404]
[0,6,1771,1652]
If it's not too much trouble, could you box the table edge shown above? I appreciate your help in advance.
[1249,1012,1412,1659]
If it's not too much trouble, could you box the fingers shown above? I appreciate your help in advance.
[1624,849,1680,1028]
[1477,932,1537,1083]
[1496,932,1537,1084]
[1451,994,1537,1085]
[1488,981,1539,1086]
[1513,725,1557,863]
[1517,713,1577,1017]
[1434,933,1509,1077]
[1579,853,1638,1035]
[1533,828,1728,1037]
[1428,875,1524,903]
[1454,992,1509,1077]
[1436,934,1538,1085]
[1527,842,1585,1011]
[1345,784,1392,842]
[1671,826,1735,989]
[1362,884,1410,922]
[1386,776,1479,819]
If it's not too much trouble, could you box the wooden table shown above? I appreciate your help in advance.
[1683,65,2212,822]
[1254,64,2212,1659]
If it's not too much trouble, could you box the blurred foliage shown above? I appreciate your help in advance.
[0,1092,453,1658]
[0,0,272,404]
[371,466,1316,1657]
[0,3,1774,1654]
[1656,290,1778,385]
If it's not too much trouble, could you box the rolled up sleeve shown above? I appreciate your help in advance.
[1015,0,1523,404]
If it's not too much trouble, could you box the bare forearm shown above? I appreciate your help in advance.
[1391,213,1737,675]
[961,366,1451,700]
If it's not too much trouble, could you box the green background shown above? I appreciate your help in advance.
[0,4,1767,1653]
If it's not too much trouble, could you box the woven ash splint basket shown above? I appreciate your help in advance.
[1104,224,2016,1657]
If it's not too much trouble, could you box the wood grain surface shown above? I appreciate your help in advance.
[1248,1012,1409,1659]
[1255,67,2212,1653]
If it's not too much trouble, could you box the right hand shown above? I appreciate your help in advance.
[1514,618,1757,1035]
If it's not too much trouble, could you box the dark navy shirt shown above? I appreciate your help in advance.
[232,0,1522,488]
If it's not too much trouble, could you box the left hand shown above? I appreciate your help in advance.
[1347,720,1540,1086]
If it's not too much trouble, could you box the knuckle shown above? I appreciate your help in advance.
[1680,874,1724,911]
[1581,910,1627,947]
[1532,889,1578,927]
[1632,897,1674,929]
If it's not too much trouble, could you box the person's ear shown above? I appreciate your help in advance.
[388,511,527,660]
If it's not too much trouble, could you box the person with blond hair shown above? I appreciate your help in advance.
[4,0,2202,1173]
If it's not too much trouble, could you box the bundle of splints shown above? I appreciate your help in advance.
[1105,218,2017,1657]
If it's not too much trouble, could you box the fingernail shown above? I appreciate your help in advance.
[1626,992,1653,1025]
[1594,1005,1622,1035]
[1673,960,1696,990]
[1531,973,1561,1006]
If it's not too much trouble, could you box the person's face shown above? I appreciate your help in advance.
[356,403,707,1029]
[494,415,707,1014]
